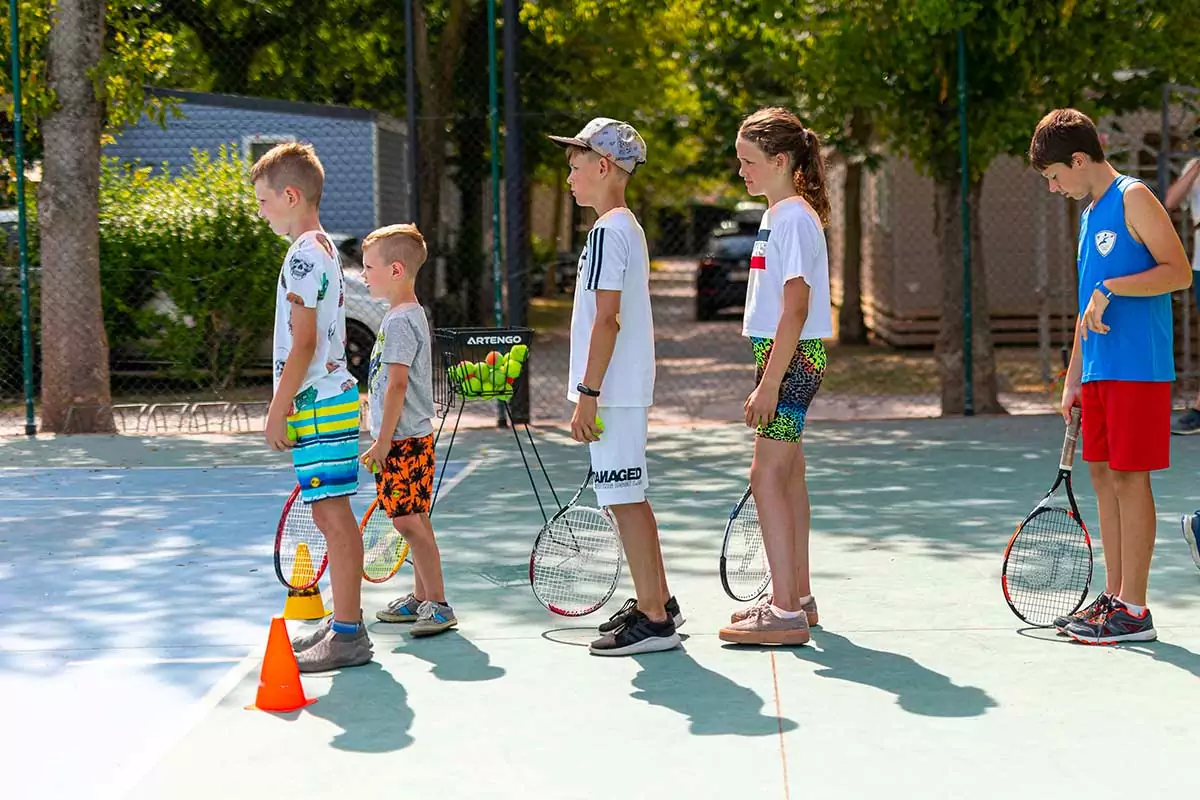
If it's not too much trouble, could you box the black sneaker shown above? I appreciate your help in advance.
[1172,408,1200,435]
[1065,601,1157,645]
[1053,593,1111,633]
[598,596,685,634]
[589,609,681,656]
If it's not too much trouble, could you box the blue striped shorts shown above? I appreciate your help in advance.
[287,386,360,504]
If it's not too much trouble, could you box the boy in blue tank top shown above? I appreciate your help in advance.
[1029,109,1192,644]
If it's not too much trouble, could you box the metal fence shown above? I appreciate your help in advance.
[3,7,1199,436]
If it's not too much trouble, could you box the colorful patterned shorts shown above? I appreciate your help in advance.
[375,433,436,518]
[750,337,827,443]
[287,386,361,504]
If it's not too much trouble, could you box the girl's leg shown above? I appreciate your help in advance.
[789,439,812,600]
[750,436,801,612]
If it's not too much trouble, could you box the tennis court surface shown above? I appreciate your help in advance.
[2,414,1198,800]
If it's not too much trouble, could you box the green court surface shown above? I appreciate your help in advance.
[3,414,1199,800]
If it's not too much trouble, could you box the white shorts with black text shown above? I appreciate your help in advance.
[588,406,649,507]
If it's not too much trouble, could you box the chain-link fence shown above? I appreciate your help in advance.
[4,6,1199,436]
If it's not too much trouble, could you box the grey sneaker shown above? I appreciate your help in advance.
[1181,513,1200,571]
[296,625,373,673]
[1171,408,1200,435]
[376,593,421,623]
[719,604,811,646]
[292,609,365,653]
[291,616,332,653]
[731,596,818,627]
[410,600,457,637]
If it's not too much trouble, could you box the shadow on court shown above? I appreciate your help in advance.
[629,649,797,736]
[786,631,997,718]
[1122,639,1200,680]
[388,630,507,683]
[304,662,415,753]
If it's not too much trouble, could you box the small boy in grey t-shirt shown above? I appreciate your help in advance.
[359,224,457,637]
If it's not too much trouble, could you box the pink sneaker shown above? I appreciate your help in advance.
[731,596,818,626]
[719,604,811,646]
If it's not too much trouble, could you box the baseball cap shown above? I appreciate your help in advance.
[548,117,647,174]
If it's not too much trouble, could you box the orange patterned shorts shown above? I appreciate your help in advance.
[374,433,436,518]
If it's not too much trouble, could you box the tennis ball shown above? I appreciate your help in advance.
[510,344,528,363]
[506,358,522,379]
[286,421,298,441]
[595,415,604,432]
[466,375,482,394]
[485,350,501,366]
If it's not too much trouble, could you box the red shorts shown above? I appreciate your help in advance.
[1080,381,1171,472]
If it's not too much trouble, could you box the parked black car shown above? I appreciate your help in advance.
[695,227,756,321]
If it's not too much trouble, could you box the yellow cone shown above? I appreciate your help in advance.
[282,542,329,621]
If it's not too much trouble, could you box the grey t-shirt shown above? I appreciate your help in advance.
[367,304,436,441]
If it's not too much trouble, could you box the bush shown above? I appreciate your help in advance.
[101,146,289,390]
[1,147,289,398]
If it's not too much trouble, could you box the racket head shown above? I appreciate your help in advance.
[720,486,771,602]
[529,504,624,617]
[360,499,410,583]
[1001,502,1093,627]
[274,485,329,591]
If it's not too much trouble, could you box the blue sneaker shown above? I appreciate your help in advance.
[1181,513,1200,571]
[376,592,421,623]
[410,600,457,637]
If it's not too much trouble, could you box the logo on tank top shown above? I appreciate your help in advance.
[750,229,769,270]
[1094,230,1117,257]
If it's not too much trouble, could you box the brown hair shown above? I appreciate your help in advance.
[249,142,325,207]
[1029,109,1105,171]
[739,107,830,226]
[362,223,428,275]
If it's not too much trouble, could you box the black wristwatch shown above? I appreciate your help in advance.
[576,382,600,398]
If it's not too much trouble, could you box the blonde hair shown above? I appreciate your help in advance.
[249,142,325,207]
[362,223,428,275]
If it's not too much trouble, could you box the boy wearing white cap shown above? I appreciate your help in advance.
[548,117,685,656]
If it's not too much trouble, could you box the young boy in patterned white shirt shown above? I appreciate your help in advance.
[252,142,372,672]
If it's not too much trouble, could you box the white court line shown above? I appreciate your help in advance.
[67,656,246,667]
[97,647,262,800]
[0,465,293,472]
[3,460,476,503]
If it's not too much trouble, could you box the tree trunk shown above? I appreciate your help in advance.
[38,0,113,433]
[837,112,871,345]
[934,175,1003,415]
[412,0,472,308]
[544,166,565,295]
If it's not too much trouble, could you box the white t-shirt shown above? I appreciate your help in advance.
[742,197,834,341]
[272,230,357,403]
[567,207,655,407]
[1184,158,1200,270]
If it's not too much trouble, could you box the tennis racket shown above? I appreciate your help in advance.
[274,485,329,591]
[720,484,771,602]
[1001,405,1093,627]
[529,469,624,617]
[360,498,411,583]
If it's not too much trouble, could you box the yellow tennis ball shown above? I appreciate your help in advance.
[595,415,604,431]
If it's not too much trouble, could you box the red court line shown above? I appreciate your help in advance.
[770,651,791,800]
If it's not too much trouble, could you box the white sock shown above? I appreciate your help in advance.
[770,604,803,619]
[797,595,813,608]
[1117,598,1146,616]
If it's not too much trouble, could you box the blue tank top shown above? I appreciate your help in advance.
[1077,175,1174,383]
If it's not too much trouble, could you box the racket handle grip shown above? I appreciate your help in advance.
[1060,405,1082,469]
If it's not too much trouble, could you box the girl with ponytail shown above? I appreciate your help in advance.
[718,107,834,647]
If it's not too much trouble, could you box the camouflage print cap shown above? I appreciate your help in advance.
[547,117,647,174]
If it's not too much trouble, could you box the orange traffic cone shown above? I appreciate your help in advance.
[283,543,329,621]
[245,615,318,713]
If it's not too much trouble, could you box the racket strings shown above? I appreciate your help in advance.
[278,501,328,589]
[531,507,622,615]
[724,497,770,599]
[362,510,406,582]
[1006,507,1091,626]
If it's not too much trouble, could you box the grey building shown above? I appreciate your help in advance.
[104,87,411,240]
